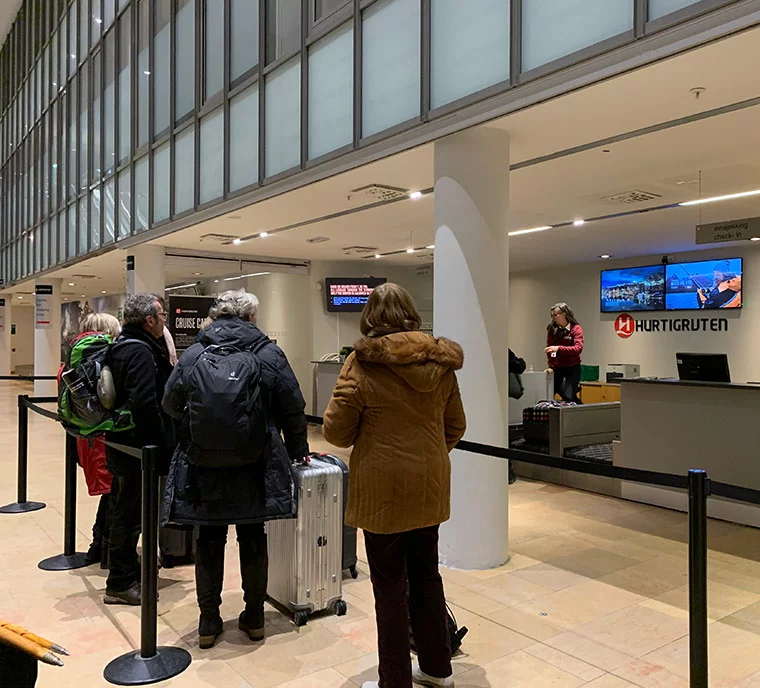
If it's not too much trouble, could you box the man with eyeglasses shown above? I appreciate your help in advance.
[104,293,176,605]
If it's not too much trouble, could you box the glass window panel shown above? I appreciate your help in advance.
[135,155,148,230]
[265,0,300,64]
[51,31,59,95]
[154,1,171,135]
[361,0,420,138]
[204,0,224,101]
[119,0,129,8]
[264,56,300,177]
[153,142,170,222]
[174,126,195,213]
[79,60,88,190]
[59,18,67,84]
[80,0,89,54]
[315,0,348,22]
[231,0,258,82]
[200,108,223,203]
[35,226,42,272]
[104,176,115,244]
[118,167,130,238]
[104,0,116,30]
[67,79,77,198]
[308,22,352,160]
[69,1,78,74]
[90,187,101,249]
[104,30,116,173]
[118,8,131,162]
[137,0,149,147]
[175,0,195,121]
[92,50,102,181]
[91,0,102,48]
[50,101,58,209]
[431,0,509,109]
[522,0,633,72]
[649,0,702,19]
[78,195,88,254]
[229,84,258,190]
[52,213,60,265]
[42,219,50,269]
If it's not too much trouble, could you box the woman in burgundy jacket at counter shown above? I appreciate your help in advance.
[545,302,584,403]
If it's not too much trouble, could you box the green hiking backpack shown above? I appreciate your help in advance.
[57,331,145,436]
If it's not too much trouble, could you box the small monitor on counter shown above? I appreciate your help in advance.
[676,353,731,383]
[325,277,386,313]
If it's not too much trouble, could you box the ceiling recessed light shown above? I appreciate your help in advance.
[508,226,553,237]
[214,279,220,283]
[426,244,435,249]
[259,232,269,238]
[409,191,423,200]
[101,290,107,294]
[600,254,611,259]
[17,296,22,300]
[573,219,585,227]
[374,254,382,259]
[193,272,202,276]
[68,282,75,286]
[406,248,415,254]
[679,189,760,206]
[81,294,86,298]
[751,237,760,242]
[232,238,242,245]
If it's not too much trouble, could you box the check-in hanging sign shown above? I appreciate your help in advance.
[696,217,760,245]
[35,285,53,329]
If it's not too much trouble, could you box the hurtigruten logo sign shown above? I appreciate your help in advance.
[615,313,729,339]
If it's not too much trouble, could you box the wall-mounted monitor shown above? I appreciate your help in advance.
[600,266,665,313]
[325,277,386,313]
[665,258,742,310]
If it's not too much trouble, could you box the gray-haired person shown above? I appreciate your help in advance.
[162,289,309,649]
[104,293,175,605]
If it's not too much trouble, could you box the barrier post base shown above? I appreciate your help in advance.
[0,501,45,514]
[103,647,192,686]
[38,552,89,571]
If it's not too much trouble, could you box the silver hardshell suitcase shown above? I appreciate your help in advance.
[266,457,348,626]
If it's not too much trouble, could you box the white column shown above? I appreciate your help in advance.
[126,244,166,296]
[434,128,510,570]
[0,294,11,376]
[34,279,62,397]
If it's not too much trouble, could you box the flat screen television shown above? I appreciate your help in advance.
[665,257,742,310]
[325,277,386,313]
[600,265,665,313]
[676,352,731,383]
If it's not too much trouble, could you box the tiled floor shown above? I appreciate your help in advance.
[1,380,760,686]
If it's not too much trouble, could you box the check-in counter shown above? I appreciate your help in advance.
[618,378,760,527]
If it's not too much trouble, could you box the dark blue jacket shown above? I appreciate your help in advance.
[161,317,309,526]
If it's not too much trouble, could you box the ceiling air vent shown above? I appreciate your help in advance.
[342,246,378,256]
[200,233,242,243]
[600,190,662,205]
[71,274,99,280]
[349,184,409,202]
[306,236,330,244]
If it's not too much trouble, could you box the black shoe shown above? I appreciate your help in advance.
[198,613,224,649]
[238,609,265,641]
[84,542,102,566]
[104,582,141,606]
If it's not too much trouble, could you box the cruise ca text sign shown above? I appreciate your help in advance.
[615,313,729,339]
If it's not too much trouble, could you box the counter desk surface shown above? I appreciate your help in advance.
[618,377,760,526]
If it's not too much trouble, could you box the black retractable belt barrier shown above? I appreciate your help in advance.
[0,395,47,514]
[0,375,58,381]
[689,470,709,688]
[103,445,191,686]
[38,431,88,571]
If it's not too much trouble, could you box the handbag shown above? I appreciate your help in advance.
[509,371,524,399]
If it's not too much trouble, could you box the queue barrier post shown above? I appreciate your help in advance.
[688,469,710,688]
[103,445,191,685]
[38,431,88,570]
[0,395,46,514]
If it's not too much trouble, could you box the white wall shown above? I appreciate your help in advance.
[509,245,760,383]
[11,305,34,372]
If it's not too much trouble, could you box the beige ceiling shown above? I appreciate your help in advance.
[12,22,760,301]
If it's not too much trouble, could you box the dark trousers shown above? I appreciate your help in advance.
[554,364,582,403]
[364,525,452,688]
[92,493,110,545]
[106,472,141,592]
[195,523,268,616]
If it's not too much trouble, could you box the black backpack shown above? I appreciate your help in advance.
[184,343,269,468]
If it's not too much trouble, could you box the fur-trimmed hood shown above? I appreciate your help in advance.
[353,331,464,392]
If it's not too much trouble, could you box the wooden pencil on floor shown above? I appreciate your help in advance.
[0,621,69,655]
[0,625,64,666]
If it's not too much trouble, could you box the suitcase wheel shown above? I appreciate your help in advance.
[293,610,309,627]
[349,566,358,580]
[160,553,175,569]
[335,600,347,617]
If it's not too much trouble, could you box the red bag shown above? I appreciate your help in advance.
[76,437,113,496]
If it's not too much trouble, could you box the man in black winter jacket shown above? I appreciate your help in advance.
[104,293,175,606]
